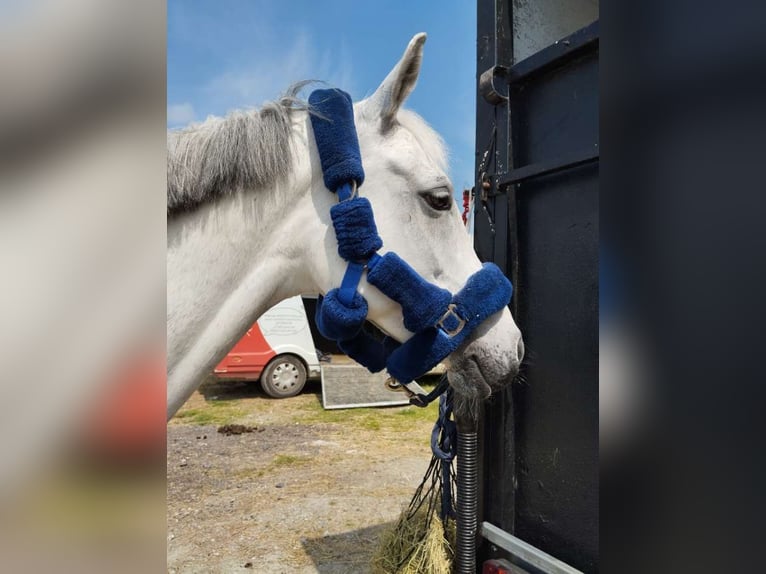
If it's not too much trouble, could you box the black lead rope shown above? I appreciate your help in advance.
[387,385,457,571]
[431,387,457,520]
[409,374,451,408]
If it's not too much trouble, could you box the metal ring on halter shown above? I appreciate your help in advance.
[336,180,359,202]
[339,180,358,201]
[385,377,416,399]
[385,377,405,392]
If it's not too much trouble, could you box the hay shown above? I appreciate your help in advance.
[371,500,455,574]
[372,386,457,574]
[371,457,457,574]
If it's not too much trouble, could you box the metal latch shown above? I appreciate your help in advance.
[479,65,509,104]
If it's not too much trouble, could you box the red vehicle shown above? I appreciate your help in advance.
[213,296,321,398]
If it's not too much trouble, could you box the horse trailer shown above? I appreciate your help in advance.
[473,1,599,572]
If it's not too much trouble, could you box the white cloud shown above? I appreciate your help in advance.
[203,28,354,112]
[167,102,195,126]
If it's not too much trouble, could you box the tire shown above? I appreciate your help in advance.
[260,355,307,398]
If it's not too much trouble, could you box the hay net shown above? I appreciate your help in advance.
[372,385,458,574]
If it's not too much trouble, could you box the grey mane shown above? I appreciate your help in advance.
[167,83,311,215]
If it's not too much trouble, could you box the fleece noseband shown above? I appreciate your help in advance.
[308,89,512,405]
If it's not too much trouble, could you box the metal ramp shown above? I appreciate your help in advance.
[320,360,409,409]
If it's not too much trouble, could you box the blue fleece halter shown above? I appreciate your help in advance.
[308,89,513,404]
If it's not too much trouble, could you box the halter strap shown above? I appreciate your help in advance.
[307,90,364,191]
[308,88,513,405]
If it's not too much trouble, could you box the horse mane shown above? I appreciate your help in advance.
[167,82,449,216]
[167,83,310,216]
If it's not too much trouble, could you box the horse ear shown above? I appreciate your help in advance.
[368,33,426,131]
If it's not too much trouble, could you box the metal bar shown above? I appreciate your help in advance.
[506,21,599,86]
[456,429,479,573]
[474,4,516,571]
[506,181,521,319]
[497,148,599,188]
[321,400,410,410]
[474,0,513,272]
[481,522,585,574]
[491,0,512,175]
[505,89,521,319]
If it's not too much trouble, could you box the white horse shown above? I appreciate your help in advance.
[167,33,524,419]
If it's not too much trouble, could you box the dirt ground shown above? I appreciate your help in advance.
[167,374,441,573]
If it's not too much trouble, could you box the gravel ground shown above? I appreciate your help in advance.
[167,376,439,573]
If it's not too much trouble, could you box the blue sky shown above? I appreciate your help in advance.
[168,0,477,192]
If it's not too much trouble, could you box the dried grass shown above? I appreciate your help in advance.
[371,496,455,574]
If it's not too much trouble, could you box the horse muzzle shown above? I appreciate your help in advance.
[447,307,524,395]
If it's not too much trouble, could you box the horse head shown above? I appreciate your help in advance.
[306,34,524,411]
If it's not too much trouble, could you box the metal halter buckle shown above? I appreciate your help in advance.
[437,304,466,337]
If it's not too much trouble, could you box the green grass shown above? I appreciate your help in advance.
[234,453,313,480]
[361,418,382,431]
[234,453,316,478]
[272,454,311,467]
[173,377,444,432]
[293,395,439,432]
[173,400,247,426]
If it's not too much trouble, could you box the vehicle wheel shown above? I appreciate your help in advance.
[260,355,307,398]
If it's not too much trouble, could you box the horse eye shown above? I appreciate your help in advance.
[422,190,453,211]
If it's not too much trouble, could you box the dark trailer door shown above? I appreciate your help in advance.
[474,2,599,572]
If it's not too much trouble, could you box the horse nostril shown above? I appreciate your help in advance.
[516,338,525,362]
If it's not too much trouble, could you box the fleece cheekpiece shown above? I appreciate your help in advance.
[330,198,382,261]
[308,89,365,191]
[366,252,453,333]
[308,88,513,386]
